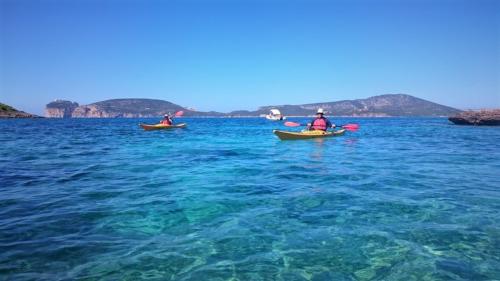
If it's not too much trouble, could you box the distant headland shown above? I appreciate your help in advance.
[45,94,462,118]
[45,99,225,118]
[0,103,41,118]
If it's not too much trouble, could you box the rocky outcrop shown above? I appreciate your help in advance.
[45,100,79,118]
[72,105,110,118]
[449,109,500,126]
[0,103,39,118]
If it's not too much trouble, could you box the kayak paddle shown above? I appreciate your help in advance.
[174,110,184,117]
[284,121,359,131]
[283,121,302,127]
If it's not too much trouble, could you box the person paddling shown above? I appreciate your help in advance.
[160,114,173,125]
[307,108,336,131]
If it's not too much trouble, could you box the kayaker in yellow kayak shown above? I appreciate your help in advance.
[307,108,336,131]
[160,114,173,125]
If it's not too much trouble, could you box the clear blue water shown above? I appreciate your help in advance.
[1,118,499,280]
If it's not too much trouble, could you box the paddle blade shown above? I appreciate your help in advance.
[284,121,302,127]
[341,124,359,131]
[174,110,184,117]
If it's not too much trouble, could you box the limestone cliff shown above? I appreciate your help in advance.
[45,100,79,118]
[72,105,109,118]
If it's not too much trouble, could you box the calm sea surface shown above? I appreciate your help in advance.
[1,118,499,280]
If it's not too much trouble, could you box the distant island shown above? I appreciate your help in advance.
[45,94,461,118]
[229,94,461,117]
[0,102,39,118]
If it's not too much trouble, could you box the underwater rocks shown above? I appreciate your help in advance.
[449,109,500,126]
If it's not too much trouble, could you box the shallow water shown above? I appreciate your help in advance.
[1,117,499,280]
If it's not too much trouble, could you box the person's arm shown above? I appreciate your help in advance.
[307,118,314,129]
[327,119,335,128]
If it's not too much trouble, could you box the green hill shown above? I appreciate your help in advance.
[0,103,38,118]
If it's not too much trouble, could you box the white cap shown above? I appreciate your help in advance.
[317,108,324,114]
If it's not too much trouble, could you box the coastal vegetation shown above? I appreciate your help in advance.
[0,102,38,118]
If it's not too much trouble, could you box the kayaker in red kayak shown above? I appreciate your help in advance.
[307,108,336,131]
[160,114,173,125]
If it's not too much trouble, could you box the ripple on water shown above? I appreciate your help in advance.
[0,118,499,280]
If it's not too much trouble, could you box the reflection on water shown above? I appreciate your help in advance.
[310,138,326,159]
[344,138,358,146]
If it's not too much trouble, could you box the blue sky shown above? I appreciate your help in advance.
[1,0,499,114]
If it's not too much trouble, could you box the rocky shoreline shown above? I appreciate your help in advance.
[449,109,500,126]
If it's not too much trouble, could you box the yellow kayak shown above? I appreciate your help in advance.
[273,129,345,140]
[140,123,187,131]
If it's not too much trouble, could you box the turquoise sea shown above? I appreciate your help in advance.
[1,117,499,280]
